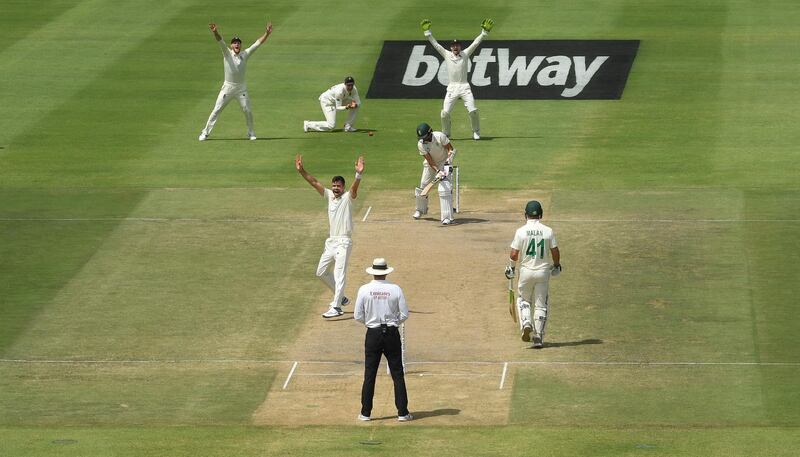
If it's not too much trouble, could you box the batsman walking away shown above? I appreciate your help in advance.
[505,200,561,348]
[420,18,494,140]
[295,154,365,318]
[199,21,273,141]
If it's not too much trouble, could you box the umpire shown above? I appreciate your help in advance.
[354,258,412,422]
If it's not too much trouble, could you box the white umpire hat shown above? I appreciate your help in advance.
[365,258,394,275]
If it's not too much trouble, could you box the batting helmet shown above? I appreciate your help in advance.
[416,122,432,139]
[525,200,543,217]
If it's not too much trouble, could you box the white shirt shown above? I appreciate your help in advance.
[418,131,451,165]
[319,83,362,110]
[424,30,488,88]
[324,189,354,238]
[510,219,558,271]
[354,279,409,328]
[217,39,262,86]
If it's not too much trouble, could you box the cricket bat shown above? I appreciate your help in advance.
[508,276,517,323]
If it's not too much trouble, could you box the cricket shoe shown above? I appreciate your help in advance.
[357,414,371,421]
[532,334,544,349]
[322,306,343,318]
[397,414,413,422]
[198,133,208,141]
[442,218,453,225]
[412,210,422,220]
[521,321,533,342]
[249,134,257,141]
[344,125,357,132]
[303,121,309,132]
[341,296,350,306]
[473,132,481,140]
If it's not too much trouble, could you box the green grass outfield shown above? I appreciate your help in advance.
[1,0,799,455]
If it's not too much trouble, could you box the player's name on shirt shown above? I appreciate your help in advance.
[526,229,544,236]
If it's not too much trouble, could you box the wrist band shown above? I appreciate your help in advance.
[355,172,362,180]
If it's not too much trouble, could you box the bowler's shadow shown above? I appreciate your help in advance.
[533,338,603,349]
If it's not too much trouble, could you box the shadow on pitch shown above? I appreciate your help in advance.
[450,135,543,141]
[370,408,460,421]
[204,137,295,141]
[420,217,489,225]
[535,339,603,349]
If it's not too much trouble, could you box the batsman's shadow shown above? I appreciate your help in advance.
[451,217,489,225]
[537,339,603,348]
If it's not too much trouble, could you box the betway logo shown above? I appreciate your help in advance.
[403,45,608,98]
[367,40,639,100]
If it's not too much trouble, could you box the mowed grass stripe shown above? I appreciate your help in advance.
[1,426,799,456]
[4,189,335,361]
[510,365,800,427]
[0,0,78,55]
[0,191,148,354]
[0,0,190,146]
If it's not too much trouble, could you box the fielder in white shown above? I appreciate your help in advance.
[413,122,457,225]
[303,76,362,133]
[505,200,562,348]
[199,21,273,141]
[296,154,365,318]
[420,18,494,140]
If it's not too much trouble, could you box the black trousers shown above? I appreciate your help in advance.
[361,325,409,417]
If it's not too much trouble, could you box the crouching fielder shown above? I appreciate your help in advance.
[413,123,457,225]
[505,201,561,348]
[304,76,361,132]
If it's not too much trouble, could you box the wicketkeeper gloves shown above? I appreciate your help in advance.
[481,18,494,32]
[420,19,432,31]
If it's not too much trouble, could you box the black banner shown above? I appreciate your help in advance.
[367,40,639,100]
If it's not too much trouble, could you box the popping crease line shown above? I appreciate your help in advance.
[1,358,798,366]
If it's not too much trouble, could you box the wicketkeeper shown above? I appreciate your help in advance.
[413,122,457,225]
[420,18,494,140]
[505,201,561,348]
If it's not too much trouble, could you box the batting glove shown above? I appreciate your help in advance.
[481,18,494,32]
[420,19,432,32]
[504,265,515,279]
[551,264,562,277]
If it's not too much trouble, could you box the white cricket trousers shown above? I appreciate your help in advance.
[415,161,453,222]
[516,267,550,330]
[306,102,359,131]
[201,83,255,136]
[316,236,352,308]
[441,83,479,135]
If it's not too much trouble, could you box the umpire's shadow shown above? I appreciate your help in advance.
[371,408,460,421]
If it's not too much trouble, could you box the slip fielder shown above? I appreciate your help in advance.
[413,123,457,225]
[199,21,273,141]
[296,154,364,318]
[505,201,562,348]
[303,76,362,133]
[420,18,494,140]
